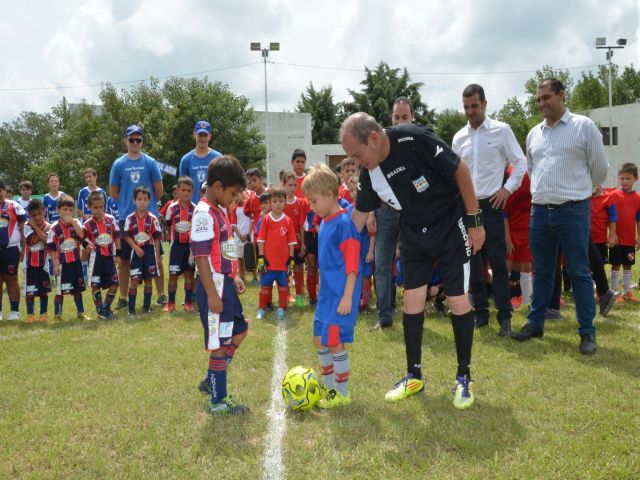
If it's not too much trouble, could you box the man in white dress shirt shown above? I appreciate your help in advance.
[452,84,527,337]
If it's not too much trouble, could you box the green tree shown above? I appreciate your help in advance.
[342,62,436,126]
[524,66,574,117]
[296,82,340,144]
[613,64,640,105]
[434,109,466,146]
[570,71,607,111]
[496,97,533,150]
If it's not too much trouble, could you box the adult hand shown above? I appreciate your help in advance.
[490,188,511,210]
[366,213,377,234]
[468,226,485,254]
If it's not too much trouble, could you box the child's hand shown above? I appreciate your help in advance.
[234,276,246,295]
[299,243,306,257]
[607,233,618,248]
[208,295,223,314]
[505,237,515,257]
[135,247,144,258]
[365,251,374,263]
[337,295,352,315]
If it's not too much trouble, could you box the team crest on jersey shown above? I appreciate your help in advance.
[0,218,8,228]
[60,239,76,252]
[279,226,288,236]
[194,216,209,233]
[221,239,237,260]
[134,232,150,244]
[130,171,141,183]
[175,221,191,233]
[197,170,207,182]
[412,176,429,193]
[95,233,113,246]
[30,241,45,252]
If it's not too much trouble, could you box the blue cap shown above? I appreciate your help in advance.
[125,124,144,137]
[194,120,211,134]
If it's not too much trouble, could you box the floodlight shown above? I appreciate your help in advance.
[595,37,606,47]
[269,42,280,51]
[617,38,627,46]
[250,42,261,51]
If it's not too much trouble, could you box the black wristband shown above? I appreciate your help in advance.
[465,209,483,228]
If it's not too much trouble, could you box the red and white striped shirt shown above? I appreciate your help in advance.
[165,200,196,244]
[83,214,119,257]
[47,219,83,264]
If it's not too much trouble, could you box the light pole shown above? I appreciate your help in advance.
[251,42,279,186]
[595,37,627,146]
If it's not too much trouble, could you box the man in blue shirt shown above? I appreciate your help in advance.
[109,125,164,309]
[179,120,222,203]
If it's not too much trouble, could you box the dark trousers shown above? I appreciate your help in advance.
[374,205,400,324]
[469,200,511,322]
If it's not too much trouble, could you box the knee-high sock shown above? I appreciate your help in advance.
[332,350,349,396]
[520,272,532,305]
[54,295,63,315]
[143,286,152,309]
[317,348,335,390]
[258,286,272,309]
[208,354,227,403]
[451,311,475,379]
[403,312,424,379]
[40,295,49,315]
[611,269,620,292]
[294,265,304,295]
[623,269,632,293]
[74,293,84,313]
[277,286,289,309]
[26,295,35,315]
[307,268,318,300]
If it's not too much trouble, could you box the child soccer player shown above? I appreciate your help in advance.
[190,155,250,415]
[83,191,120,319]
[338,157,357,203]
[24,199,51,323]
[609,163,640,302]
[282,170,308,307]
[18,180,33,214]
[232,190,252,283]
[164,176,196,313]
[244,168,266,284]
[78,168,108,281]
[43,173,66,224]
[591,185,617,265]
[0,177,26,321]
[46,195,89,321]
[302,163,361,409]
[348,174,375,312]
[291,148,307,199]
[123,186,163,315]
[256,189,297,320]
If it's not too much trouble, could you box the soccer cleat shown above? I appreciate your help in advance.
[38,315,48,323]
[163,301,176,313]
[53,314,63,322]
[198,377,212,395]
[598,289,617,316]
[8,311,20,321]
[96,307,108,320]
[26,314,36,324]
[208,396,249,415]
[384,374,425,402]
[183,302,194,313]
[156,294,168,306]
[256,309,266,320]
[77,313,91,322]
[276,308,286,320]
[622,291,640,303]
[142,307,153,314]
[295,295,305,307]
[316,389,351,409]
[115,298,129,310]
[453,375,475,410]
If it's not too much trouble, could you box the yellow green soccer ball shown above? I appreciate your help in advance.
[281,366,321,412]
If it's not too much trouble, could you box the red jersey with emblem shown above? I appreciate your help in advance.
[295,174,306,199]
[165,200,196,244]
[607,189,640,246]
[83,214,119,256]
[284,196,307,248]
[0,199,27,248]
[47,219,83,264]
[123,211,162,247]
[24,220,50,267]
[257,212,297,271]
[190,198,237,277]
[339,183,353,204]
[504,172,532,234]
[243,190,263,237]
[590,192,617,244]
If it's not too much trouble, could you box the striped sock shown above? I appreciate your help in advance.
[226,343,238,365]
[208,355,228,404]
[332,350,350,397]
[317,348,336,390]
[143,286,152,309]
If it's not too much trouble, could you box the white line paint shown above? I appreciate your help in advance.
[262,318,288,480]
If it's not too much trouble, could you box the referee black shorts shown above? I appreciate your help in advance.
[399,211,471,297]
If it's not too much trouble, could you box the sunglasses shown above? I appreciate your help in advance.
[127,138,143,144]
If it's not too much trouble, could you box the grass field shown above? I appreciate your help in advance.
[1,251,639,479]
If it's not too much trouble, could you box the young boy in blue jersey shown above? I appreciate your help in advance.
[43,173,66,224]
[190,156,249,415]
[302,163,361,409]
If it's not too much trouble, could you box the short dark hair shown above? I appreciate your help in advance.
[246,167,262,178]
[177,176,194,188]
[340,157,355,169]
[291,149,306,161]
[393,96,414,114]
[88,191,106,207]
[57,195,75,209]
[340,113,383,145]
[133,185,151,200]
[27,198,44,213]
[207,155,247,189]
[462,84,486,102]
[259,192,271,204]
[19,180,33,191]
[269,188,286,200]
[538,77,565,94]
[619,162,638,178]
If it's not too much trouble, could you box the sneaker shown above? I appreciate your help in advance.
[198,377,212,395]
[622,291,640,303]
[8,311,20,321]
[96,307,108,320]
[142,307,153,314]
[103,309,114,320]
[317,389,351,409]
[163,301,176,313]
[384,374,425,402]
[38,315,48,323]
[77,313,91,322]
[544,308,562,320]
[53,314,63,322]
[183,302,194,313]
[115,298,128,310]
[256,309,266,320]
[156,294,168,306]
[598,289,617,316]
[276,308,286,320]
[633,280,640,290]
[26,314,36,324]
[208,396,249,415]
[511,296,522,309]
[453,375,475,410]
[295,295,305,307]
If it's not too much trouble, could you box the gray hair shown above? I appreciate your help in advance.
[339,112,382,145]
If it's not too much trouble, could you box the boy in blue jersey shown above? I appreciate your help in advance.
[43,173,66,225]
[302,163,361,409]
[179,120,222,203]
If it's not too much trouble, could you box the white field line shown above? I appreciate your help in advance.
[262,318,288,480]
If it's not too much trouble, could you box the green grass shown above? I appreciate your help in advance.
[1,251,639,479]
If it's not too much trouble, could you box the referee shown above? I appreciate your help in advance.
[343,112,485,410]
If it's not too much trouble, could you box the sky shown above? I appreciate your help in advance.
[1,0,638,124]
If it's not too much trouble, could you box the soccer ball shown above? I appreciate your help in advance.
[281,366,322,412]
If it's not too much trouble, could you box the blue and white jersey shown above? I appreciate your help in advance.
[106,196,119,222]
[179,148,222,203]
[43,191,66,224]
[109,153,162,219]
[77,186,107,217]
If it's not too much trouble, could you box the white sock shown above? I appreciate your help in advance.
[611,269,620,292]
[520,272,532,305]
[622,270,632,293]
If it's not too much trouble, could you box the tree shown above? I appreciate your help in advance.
[570,71,607,111]
[524,66,574,117]
[342,62,436,127]
[296,82,340,144]
[496,97,533,150]
[434,109,466,146]
[612,64,640,105]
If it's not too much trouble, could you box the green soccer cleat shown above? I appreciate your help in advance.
[316,389,350,409]
[453,375,475,410]
[295,295,306,307]
[208,396,249,415]
[384,374,425,402]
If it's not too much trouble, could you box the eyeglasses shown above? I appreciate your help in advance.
[127,138,143,144]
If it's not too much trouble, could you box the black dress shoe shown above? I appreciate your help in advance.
[474,312,489,328]
[498,318,512,337]
[511,323,544,341]
[579,333,597,354]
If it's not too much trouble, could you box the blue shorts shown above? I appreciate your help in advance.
[25,266,51,296]
[0,246,20,276]
[362,260,374,277]
[313,320,354,347]
[260,270,288,287]
[56,260,86,295]
[88,251,118,288]
[197,275,248,351]
[130,244,158,280]
[169,242,194,275]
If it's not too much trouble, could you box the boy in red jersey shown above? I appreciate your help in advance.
[190,155,249,415]
[83,191,121,320]
[608,163,640,302]
[281,170,308,307]
[591,185,618,264]
[24,199,50,323]
[0,177,26,321]
[164,177,196,313]
[256,189,297,320]
[338,157,357,204]
[291,148,307,198]
[46,195,88,321]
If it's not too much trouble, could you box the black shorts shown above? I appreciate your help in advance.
[169,242,194,275]
[594,243,609,264]
[56,260,86,295]
[118,221,131,260]
[130,244,159,280]
[609,245,635,266]
[88,251,119,288]
[0,246,20,276]
[25,266,51,296]
[304,231,318,257]
[399,210,471,297]
[197,275,248,351]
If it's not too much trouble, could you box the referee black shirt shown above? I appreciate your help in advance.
[355,123,462,227]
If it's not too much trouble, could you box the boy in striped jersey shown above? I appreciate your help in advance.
[83,191,120,319]
[24,199,51,323]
